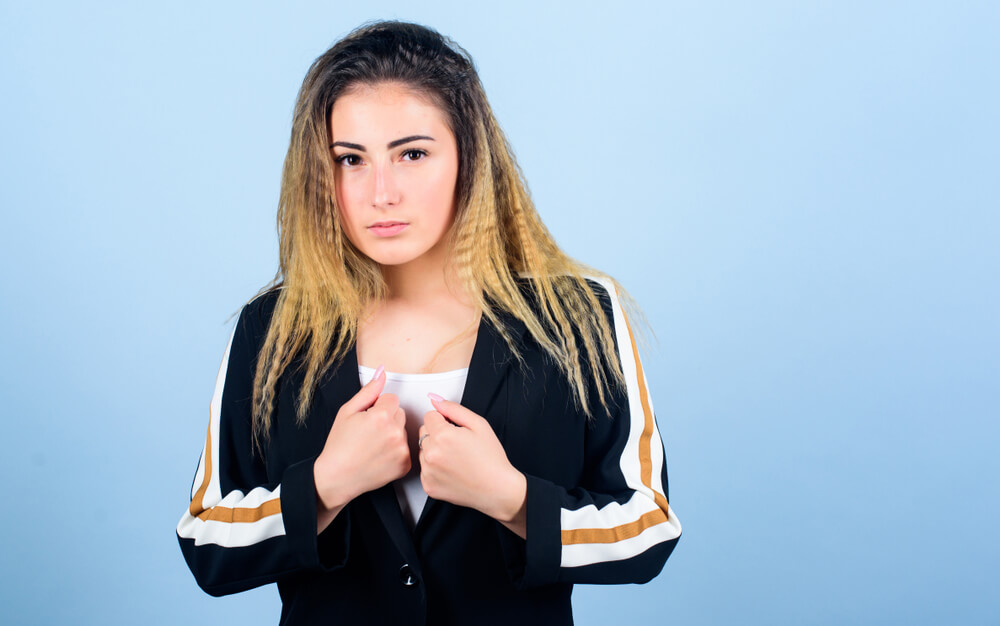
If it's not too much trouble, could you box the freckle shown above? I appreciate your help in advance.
[406,337,411,342]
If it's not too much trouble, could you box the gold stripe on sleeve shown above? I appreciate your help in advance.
[562,508,669,545]
[187,409,282,524]
[561,289,670,547]
[623,312,671,514]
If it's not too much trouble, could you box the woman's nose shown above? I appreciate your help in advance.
[371,159,400,208]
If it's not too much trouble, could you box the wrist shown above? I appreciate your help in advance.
[491,467,528,523]
[314,453,353,512]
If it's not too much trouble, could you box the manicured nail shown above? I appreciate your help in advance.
[374,364,385,379]
[427,392,444,403]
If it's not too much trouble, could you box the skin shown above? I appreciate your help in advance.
[313,83,527,539]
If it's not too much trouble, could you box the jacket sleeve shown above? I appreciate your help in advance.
[503,277,681,588]
[176,296,350,596]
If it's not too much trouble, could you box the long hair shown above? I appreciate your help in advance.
[251,20,638,446]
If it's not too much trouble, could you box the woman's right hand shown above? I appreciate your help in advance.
[313,367,411,532]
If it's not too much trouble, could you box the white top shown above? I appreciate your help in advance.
[358,365,470,529]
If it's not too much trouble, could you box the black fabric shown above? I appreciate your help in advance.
[178,279,680,625]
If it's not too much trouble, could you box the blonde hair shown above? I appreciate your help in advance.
[250,21,641,446]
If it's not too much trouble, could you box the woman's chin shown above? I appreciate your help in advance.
[363,249,424,268]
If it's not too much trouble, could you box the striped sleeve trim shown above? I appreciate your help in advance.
[176,317,286,548]
[558,278,681,568]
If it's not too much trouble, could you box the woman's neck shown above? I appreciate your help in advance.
[358,246,482,373]
[380,244,472,307]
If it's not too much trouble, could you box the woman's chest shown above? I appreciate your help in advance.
[266,348,587,487]
[355,302,480,374]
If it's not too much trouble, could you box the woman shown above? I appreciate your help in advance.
[177,20,681,625]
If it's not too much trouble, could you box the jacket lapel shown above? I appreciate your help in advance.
[317,343,421,567]
[414,307,528,533]
[460,307,527,429]
[316,306,530,553]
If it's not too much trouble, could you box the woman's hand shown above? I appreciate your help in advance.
[313,367,411,533]
[418,395,527,538]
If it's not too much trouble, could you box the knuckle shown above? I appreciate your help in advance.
[381,393,399,408]
[420,473,434,494]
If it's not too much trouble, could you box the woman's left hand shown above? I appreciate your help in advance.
[419,396,527,537]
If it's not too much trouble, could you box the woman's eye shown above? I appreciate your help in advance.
[335,154,362,167]
[401,149,427,161]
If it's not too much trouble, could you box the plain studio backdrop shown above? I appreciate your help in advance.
[1,1,997,624]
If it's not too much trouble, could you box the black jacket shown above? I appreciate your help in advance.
[177,277,681,625]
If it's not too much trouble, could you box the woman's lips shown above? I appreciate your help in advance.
[368,221,409,237]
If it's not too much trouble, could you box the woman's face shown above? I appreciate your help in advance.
[330,83,460,269]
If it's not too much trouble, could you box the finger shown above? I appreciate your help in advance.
[371,392,400,417]
[339,365,386,415]
[427,394,484,430]
[423,410,448,433]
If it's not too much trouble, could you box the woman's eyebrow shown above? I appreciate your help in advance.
[330,140,365,150]
[329,135,435,150]
[387,135,434,148]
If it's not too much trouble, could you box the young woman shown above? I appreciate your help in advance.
[177,20,681,625]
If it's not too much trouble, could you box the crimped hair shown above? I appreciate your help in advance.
[250,20,640,447]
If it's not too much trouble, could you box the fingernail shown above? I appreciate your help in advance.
[427,392,444,403]
[374,364,385,379]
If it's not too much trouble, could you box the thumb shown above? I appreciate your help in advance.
[423,410,448,432]
[339,365,386,416]
[428,393,483,430]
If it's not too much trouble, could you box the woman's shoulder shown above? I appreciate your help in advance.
[237,285,283,333]
[504,273,632,348]
[513,273,621,311]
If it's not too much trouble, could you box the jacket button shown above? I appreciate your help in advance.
[399,564,418,587]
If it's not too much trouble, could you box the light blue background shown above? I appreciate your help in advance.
[2,1,997,624]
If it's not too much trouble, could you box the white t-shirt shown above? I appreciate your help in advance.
[358,365,470,529]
